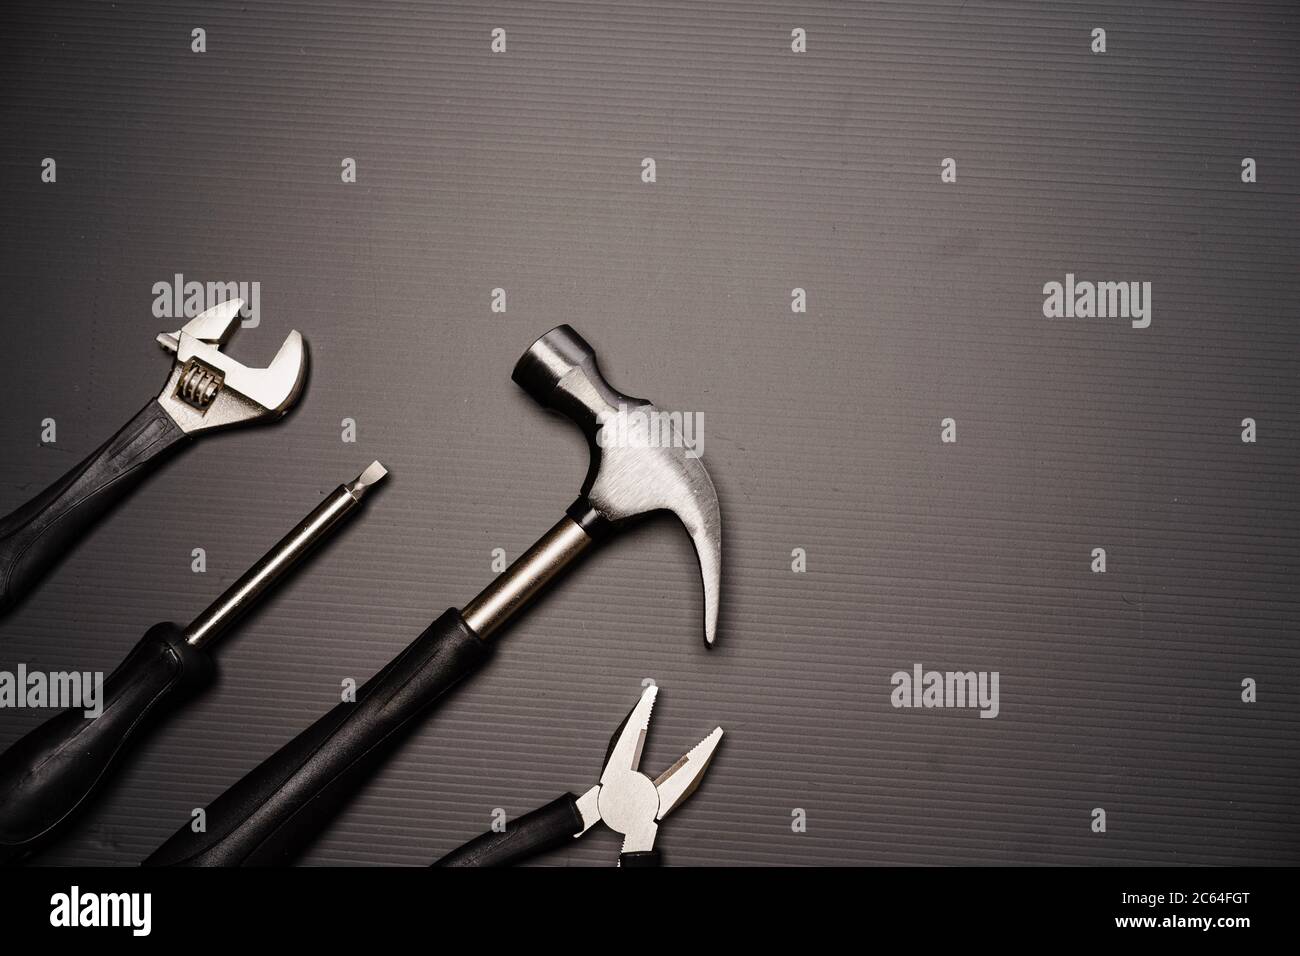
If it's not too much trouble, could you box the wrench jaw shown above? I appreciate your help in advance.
[155,300,308,435]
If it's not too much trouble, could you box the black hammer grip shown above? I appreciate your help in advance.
[0,623,212,864]
[433,793,584,867]
[0,400,189,616]
[144,609,490,866]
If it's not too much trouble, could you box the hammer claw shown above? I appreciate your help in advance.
[689,506,722,647]
[664,462,722,647]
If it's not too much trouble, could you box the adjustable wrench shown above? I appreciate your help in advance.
[0,300,307,616]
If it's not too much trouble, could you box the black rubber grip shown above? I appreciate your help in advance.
[0,400,189,616]
[434,793,584,867]
[0,622,213,864]
[144,609,490,867]
[619,850,661,867]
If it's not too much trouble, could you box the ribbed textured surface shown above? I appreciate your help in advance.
[0,0,1296,865]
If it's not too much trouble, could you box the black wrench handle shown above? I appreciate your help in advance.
[144,609,491,866]
[0,399,189,616]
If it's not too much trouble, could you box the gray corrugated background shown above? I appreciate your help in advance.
[0,0,1296,866]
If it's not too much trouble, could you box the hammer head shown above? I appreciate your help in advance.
[514,326,722,646]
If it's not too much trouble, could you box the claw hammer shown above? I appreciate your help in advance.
[144,325,722,866]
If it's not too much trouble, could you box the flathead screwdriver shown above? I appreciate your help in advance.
[0,461,389,864]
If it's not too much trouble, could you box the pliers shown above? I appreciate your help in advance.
[435,685,723,867]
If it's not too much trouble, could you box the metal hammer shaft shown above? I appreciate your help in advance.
[461,515,594,639]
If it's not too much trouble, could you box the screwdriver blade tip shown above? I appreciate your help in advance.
[346,461,389,500]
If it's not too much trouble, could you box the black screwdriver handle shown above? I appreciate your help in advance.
[144,609,491,867]
[0,400,189,617]
[434,793,584,867]
[0,623,212,864]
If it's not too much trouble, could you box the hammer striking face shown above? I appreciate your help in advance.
[512,325,722,645]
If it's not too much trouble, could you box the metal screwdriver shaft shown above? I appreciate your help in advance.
[0,460,390,864]
[185,460,388,648]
